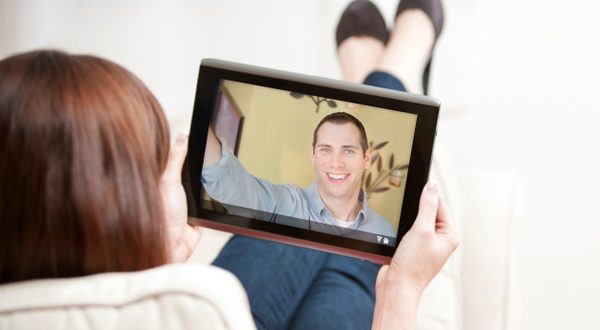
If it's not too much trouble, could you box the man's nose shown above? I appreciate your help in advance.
[330,152,345,168]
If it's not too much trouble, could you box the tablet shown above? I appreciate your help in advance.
[184,59,439,264]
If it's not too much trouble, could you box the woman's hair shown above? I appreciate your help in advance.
[0,50,170,284]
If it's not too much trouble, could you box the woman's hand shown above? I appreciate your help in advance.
[373,182,459,330]
[160,133,202,262]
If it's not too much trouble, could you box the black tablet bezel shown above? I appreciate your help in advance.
[184,59,439,264]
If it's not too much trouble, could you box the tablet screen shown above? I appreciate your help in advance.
[185,59,439,262]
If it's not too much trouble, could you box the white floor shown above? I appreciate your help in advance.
[2,0,600,328]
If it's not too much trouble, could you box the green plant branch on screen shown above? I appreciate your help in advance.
[289,92,337,113]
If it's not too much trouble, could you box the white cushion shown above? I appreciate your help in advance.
[417,151,463,330]
[417,146,521,330]
[454,170,520,330]
[0,263,255,330]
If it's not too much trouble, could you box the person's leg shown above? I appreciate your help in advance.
[287,254,380,330]
[212,235,328,330]
[336,0,388,84]
[376,9,436,94]
[363,70,408,92]
[338,36,385,84]
[337,4,437,94]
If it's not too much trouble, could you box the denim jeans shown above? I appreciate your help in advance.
[212,70,406,330]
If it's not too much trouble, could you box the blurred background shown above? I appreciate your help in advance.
[1,0,599,328]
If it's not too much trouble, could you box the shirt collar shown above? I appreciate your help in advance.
[306,181,367,223]
[357,190,367,221]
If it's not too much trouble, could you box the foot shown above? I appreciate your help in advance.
[338,36,385,84]
[377,9,436,94]
[335,0,389,84]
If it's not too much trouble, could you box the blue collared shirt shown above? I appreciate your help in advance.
[201,147,395,238]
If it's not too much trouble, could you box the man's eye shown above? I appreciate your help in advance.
[320,148,331,153]
[344,149,355,154]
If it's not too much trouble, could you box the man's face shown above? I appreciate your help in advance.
[312,122,371,201]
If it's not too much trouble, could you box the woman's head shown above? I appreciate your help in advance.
[0,50,170,284]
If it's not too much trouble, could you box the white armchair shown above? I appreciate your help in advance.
[0,264,255,329]
[416,146,521,330]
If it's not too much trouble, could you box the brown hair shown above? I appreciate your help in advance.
[312,112,369,153]
[0,50,170,284]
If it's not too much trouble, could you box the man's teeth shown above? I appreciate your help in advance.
[328,173,347,180]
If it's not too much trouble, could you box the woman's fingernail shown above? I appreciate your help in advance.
[427,181,438,193]
[176,133,188,144]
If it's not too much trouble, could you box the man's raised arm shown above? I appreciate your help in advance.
[201,128,308,218]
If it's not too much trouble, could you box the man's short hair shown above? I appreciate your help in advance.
[312,112,369,154]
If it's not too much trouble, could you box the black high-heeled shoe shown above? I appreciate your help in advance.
[396,0,444,95]
[336,0,389,47]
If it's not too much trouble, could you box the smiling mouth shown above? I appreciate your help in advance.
[327,173,350,183]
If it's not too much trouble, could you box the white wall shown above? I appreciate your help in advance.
[434,1,600,329]
[1,0,599,328]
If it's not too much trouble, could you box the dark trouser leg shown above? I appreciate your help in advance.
[363,70,408,92]
[212,236,328,330]
[287,253,380,330]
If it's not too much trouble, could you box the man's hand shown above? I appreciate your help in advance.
[160,133,202,262]
[372,182,459,330]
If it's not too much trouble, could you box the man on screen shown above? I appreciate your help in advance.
[202,112,395,239]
